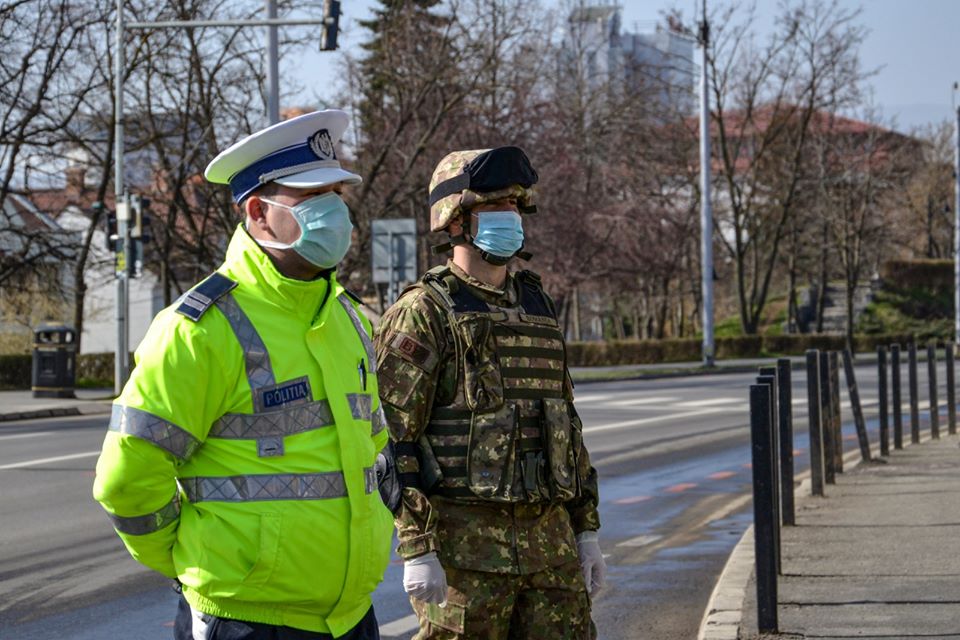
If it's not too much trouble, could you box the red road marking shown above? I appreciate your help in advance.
[665,483,698,493]
[844,434,857,441]
[708,471,736,480]
[742,463,752,469]
[613,495,652,505]
[162,622,174,628]
[793,448,804,456]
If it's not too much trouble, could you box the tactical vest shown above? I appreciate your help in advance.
[414,266,581,504]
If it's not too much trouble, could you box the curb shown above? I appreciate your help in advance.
[697,433,930,640]
[0,403,112,423]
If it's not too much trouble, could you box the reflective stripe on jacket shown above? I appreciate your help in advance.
[93,226,393,636]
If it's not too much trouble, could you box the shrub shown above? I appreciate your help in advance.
[0,354,32,389]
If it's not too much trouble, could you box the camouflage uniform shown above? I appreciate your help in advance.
[375,258,600,639]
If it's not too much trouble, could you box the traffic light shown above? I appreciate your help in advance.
[128,237,142,279]
[100,202,119,252]
[130,193,152,243]
[321,0,340,51]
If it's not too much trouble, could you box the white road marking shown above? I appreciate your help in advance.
[675,398,743,408]
[0,432,53,441]
[607,396,679,407]
[584,408,726,434]
[573,393,615,404]
[0,451,100,470]
[379,613,419,635]
[617,534,662,548]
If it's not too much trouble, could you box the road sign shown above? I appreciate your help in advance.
[372,219,417,303]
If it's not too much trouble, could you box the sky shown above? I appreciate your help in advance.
[281,0,960,135]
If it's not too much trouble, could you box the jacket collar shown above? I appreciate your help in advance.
[221,224,341,323]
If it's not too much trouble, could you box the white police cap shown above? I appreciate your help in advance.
[204,109,362,203]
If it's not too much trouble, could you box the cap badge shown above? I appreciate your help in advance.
[309,129,336,160]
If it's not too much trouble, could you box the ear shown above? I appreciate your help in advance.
[244,196,268,229]
[448,213,464,236]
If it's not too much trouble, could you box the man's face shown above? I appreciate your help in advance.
[251,182,343,245]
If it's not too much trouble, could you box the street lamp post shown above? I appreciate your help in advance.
[699,1,715,368]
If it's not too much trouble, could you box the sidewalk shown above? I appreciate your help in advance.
[706,434,960,639]
[0,388,113,422]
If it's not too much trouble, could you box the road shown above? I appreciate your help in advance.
[0,358,944,639]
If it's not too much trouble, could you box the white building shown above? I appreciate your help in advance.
[564,4,696,115]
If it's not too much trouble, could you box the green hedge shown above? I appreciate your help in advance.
[880,259,954,295]
[566,333,928,367]
[0,354,32,389]
[0,352,119,389]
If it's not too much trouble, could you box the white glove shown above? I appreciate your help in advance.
[576,531,606,594]
[403,551,448,605]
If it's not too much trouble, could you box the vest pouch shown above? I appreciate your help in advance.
[457,315,504,412]
[541,398,578,502]
[467,404,520,501]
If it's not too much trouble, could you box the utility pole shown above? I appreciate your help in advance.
[266,0,280,124]
[114,0,129,395]
[111,7,336,393]
[954,83,960,344]
[699,0,715,367]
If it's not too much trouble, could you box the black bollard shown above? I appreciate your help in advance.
[777,359,795,526]
[830,351,843,472]
[750,383,779,634]
[878,345,889,457]
[948,343,957,435]
[928,342,940,439]
[805,350,825,497]
[819,351,836,484]
[892,344,903,449]
[909,342,920,444]
[842,349,872,462]
[757,370,781,575]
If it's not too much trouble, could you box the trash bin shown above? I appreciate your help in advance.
[32,325,77,398]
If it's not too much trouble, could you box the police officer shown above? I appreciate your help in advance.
[374,147,606,639]
[93,110,394,640]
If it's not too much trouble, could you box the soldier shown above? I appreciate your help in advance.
[374,146,605,639]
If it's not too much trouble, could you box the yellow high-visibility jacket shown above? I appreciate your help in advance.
[93,226,393,636]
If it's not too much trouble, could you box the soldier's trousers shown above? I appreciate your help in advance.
[410,559,595,640]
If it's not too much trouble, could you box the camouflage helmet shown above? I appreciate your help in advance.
[428,147,538,233]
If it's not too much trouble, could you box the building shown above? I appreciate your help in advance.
[564,3,696,115]
[3,170,166,355]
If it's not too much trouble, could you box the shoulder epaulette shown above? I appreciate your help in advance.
[175,272,238,322]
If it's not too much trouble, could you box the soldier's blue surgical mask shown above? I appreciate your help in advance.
[472,211,524,259]
[255,192,353,269]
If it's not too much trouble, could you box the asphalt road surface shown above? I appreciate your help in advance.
[0,357,941,639]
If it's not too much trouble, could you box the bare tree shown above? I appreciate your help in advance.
[707,0,868,334]
[0,0,97,292]
[903,121,955,260]
[813,110,920,350]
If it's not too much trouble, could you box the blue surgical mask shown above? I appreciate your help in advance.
[472,211,524,259]
[255,192,354,269]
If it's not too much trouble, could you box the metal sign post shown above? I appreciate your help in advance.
[372,219,417,305]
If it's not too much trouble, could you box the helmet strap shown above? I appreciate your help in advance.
[430,232,469,256]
